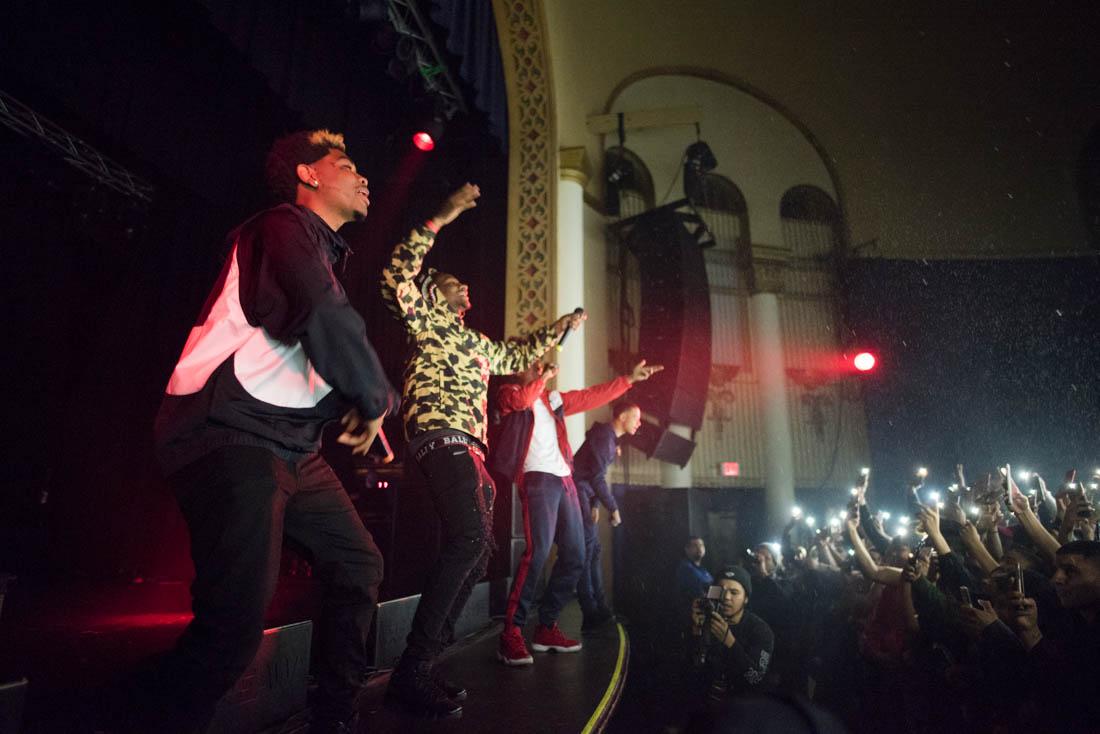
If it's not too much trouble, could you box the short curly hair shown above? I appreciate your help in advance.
[265,129,346,203]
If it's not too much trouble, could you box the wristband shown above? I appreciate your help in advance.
[424,219,440,234]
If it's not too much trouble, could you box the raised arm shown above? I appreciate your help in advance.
[1007,474,1061,563]
[380,184,480,334]
[847,516,902,585]
[959,520,999,576]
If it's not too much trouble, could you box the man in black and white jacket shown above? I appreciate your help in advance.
[150,129,397,734]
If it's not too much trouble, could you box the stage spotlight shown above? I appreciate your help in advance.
[411,117,444,152]
[853,351,877,372]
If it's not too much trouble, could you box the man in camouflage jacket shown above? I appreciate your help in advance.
[379,183,582,716]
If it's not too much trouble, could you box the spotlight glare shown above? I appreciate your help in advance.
[853,352,877,372]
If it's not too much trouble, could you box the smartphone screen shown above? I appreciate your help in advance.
[959,586,973,606]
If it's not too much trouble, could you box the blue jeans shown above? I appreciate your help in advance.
[576,491,608,615]
[505,472,585,629]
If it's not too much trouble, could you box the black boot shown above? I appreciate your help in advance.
[384,657,462,719]
[431,667,468,702]
[581,606,615,632]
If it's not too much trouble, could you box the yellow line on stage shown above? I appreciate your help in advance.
[581,622,627,734]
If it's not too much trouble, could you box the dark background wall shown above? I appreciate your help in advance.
[845,256,1100,511]
[0,0,509,582]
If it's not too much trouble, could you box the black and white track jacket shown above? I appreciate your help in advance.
[155,204,398,474]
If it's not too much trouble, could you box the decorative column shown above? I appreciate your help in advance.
[557,147,590,447]
[749,244,796,532]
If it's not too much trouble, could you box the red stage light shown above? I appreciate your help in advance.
[853,351,877,372]
[412,131,435,151]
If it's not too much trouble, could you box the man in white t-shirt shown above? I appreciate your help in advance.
[492,351,661,665]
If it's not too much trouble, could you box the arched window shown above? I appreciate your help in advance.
[780,185,840,259]
[694,174,750,373]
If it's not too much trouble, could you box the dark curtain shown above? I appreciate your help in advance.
[429,0,508,149]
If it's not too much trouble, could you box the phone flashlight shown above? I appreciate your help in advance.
[916,467,929,479]
[860,467,871,476]
[791,506,803,519]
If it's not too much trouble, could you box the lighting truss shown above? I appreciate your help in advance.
[384,0,467,119]
[0,89,154,203]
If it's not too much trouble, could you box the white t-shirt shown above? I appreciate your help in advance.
[522,391,571,476]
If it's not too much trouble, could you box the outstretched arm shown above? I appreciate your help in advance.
[560,359,663,416]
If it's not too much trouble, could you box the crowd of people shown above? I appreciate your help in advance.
[119,125,1099,734]
[673,466,1100,734]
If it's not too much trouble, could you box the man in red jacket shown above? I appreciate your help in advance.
[494,348,661,665]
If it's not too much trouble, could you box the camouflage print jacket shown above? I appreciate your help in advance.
[380,225,559,445]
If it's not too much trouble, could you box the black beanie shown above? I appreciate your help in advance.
[718,565,752,598]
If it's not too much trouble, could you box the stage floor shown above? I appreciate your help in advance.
[346,605,628,734]
[0,580,627,733]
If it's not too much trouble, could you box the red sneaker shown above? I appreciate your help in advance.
[531,622,583,653]
[497,625,534,666]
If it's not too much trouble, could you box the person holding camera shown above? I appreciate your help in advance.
[690,566,774,701]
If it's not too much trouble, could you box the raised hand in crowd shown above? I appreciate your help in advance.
[1059,491,1096,543]
[957,598,999,638]
[1005,465,1062,562]
[959,520,999,575]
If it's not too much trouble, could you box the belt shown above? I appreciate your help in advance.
[413,433,486,463]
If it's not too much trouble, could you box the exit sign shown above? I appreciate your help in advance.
[720,462,740,477]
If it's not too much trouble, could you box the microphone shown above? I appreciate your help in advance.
[556,307,584,351]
